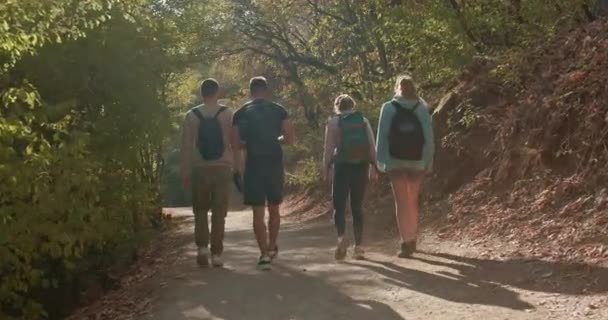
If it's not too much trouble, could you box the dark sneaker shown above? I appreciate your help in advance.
[268,245,279,260]
[410,241,417,253]
[397,241,416,258]
[197,248,210,267]
[334,239,348,261]
[257,255,272,271]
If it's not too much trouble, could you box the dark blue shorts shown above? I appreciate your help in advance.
[243,155,284,206]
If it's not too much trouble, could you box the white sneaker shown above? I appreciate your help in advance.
[211,254,224,267]
[353,246,365,260]
[197,247,209,267]
[257,255,272,271]
[335,238,348,261]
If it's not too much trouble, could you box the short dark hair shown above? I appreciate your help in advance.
[249,76,268,95]
[200,78,219,98]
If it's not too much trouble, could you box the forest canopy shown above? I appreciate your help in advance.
[0,0,603,319]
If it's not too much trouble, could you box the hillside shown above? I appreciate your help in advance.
[427,18,608,264]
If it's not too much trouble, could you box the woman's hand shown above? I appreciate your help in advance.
[424,167,433,176]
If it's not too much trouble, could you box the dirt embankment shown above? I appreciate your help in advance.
[428,18,608,265]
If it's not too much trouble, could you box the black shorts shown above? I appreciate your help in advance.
[243,155,284,206]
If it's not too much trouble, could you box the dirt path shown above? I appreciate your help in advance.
[71,207,608,320]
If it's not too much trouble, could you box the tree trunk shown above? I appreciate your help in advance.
[447,0,483,52]
[279,59,318,128]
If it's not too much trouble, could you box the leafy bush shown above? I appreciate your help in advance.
[0,1,194,318]
[286,156,321,188]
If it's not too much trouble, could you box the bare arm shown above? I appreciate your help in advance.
[231,125,244,173]
[322,118,336,174]
[180,113,195,186]
[281,119,295,145]
[364,118,378,167]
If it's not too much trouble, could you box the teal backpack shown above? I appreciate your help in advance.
[335,112,371,164]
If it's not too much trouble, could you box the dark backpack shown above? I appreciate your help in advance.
[191,106,227,160]
[388,101,425,160]
[335,112,370,164]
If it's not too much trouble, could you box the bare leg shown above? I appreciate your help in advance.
[252,206,268,255]
[404,175,424,242]
[267,204,281,251]
[390,172,409,243]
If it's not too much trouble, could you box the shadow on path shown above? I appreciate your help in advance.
[151,209,608,320]
[144,213,403,320]
[413,251,608,295]
[347,258,534,311]
[147,264,404,320]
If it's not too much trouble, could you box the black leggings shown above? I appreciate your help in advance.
[332,163,369,245]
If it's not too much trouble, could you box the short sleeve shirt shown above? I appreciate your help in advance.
[233,99,288,157]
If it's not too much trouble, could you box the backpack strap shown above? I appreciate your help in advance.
[213,106,227,119]
[337,111,363,128]
[337,114,348,127]
[191,108,204,121]
[390,101,402,110]
[192,106,226,121]
[391,101,421,111]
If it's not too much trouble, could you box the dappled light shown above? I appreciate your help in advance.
[2,1,608,319]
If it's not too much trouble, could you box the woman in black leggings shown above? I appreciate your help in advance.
[322,94,377,260]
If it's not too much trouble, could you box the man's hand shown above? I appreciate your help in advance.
[232,171,243,193]
[368,165,379,183]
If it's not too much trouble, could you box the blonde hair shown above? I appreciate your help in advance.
[394,74,419,99]
[333,94,356,114]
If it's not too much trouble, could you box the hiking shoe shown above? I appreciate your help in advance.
[409,241,417,254]
[257,255,272,271]
[197,247,210,267]
[334,239,348,261]
[268,245,279,260]
[211,254,224,268]
[397,241,416,258]
[353,246,365,260]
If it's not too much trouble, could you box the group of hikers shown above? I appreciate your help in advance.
[181,75,434,270]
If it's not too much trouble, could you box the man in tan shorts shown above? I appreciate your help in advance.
[181,79,234,267]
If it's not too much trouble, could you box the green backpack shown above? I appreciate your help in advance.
[335,112,371,164]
